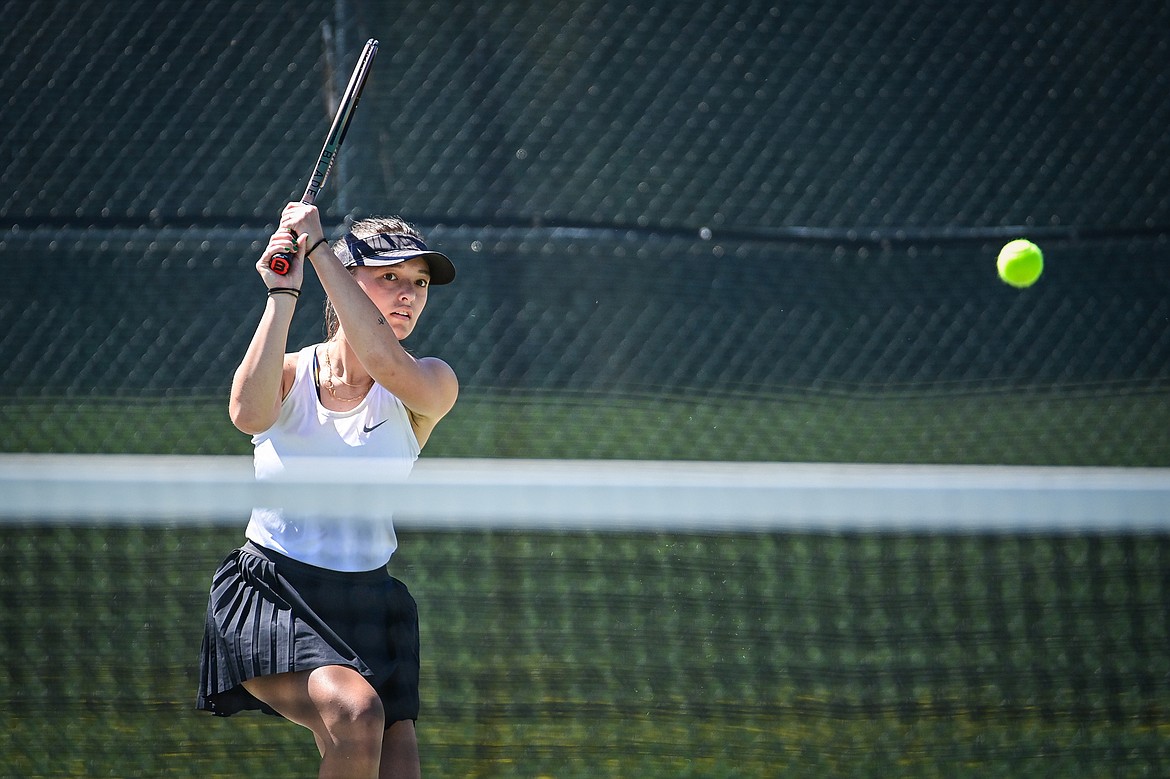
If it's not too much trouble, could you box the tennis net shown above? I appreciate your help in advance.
[2,455,1169,777]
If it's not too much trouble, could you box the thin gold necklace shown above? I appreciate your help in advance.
[323,346,372,402]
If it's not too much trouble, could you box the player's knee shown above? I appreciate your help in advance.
[311,670,386,752]
[328,688,386,744]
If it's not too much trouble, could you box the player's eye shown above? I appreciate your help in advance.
[417,278,429,288]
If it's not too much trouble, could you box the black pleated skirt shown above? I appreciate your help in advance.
[197,541,420,724]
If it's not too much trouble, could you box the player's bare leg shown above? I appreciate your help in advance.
[379,719,421,779]
[243,665,385,779]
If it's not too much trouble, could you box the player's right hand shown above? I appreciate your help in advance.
[257,226,305,290]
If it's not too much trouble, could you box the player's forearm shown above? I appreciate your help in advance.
[309,247,412,369]
[229,295,295,433]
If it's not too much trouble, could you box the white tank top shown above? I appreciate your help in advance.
[244,344,420,571]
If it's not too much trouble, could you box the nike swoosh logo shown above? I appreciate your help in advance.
[363,419,389,433]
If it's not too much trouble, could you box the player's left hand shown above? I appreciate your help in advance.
[279,202,326,258]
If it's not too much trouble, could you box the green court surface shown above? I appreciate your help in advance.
[3,386,1168,465]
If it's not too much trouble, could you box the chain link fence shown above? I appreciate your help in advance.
[2,0,1168,463]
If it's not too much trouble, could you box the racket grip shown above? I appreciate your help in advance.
[270,253,292,275]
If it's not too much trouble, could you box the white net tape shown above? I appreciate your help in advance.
[2,455,1168,532]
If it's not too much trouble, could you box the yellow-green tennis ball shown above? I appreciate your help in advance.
[997,239,1044,288]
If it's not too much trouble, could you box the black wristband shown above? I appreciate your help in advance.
[306,238,328,258]
[268,287,301,298]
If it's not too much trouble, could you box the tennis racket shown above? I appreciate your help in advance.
[271,38,379,275]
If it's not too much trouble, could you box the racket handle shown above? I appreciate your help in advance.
[270,252,292,275]
[271,194,315,276]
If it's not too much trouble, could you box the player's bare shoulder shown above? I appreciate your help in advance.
[417,355,459,407]
[405,355,458,443]
[417,354,457,381]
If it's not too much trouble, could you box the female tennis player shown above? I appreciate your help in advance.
[197,200,457,779]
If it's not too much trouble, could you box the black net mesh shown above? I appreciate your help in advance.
[3,524,1170,778]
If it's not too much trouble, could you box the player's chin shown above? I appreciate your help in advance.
[388,315,416,340]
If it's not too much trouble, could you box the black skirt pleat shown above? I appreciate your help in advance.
[197,541,420,723]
